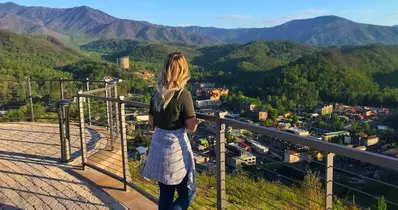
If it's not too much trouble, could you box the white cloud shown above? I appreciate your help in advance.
[340,10,349,13]
[216,14,253,20]
[263,9,329,25]
[392,11,398,15]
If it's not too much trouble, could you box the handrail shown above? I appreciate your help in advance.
[80,83,118,95]
[78,93,398,172]
[222,118,398,171]
[75,89,398,209]
[0,78,112,83]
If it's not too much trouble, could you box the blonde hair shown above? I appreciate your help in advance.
[153,52,190,111]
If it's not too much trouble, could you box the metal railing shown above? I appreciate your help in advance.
[0,78,116,122]
[4,78,397,209]
[73,84,398,210]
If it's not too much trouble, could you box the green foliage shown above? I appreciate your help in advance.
[375,196,387,210]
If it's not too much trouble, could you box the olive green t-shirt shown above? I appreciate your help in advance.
[149,89,196,130]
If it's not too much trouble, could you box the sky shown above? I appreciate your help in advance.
[1,0,398,28]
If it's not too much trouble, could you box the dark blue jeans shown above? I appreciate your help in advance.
[158,175,191,210]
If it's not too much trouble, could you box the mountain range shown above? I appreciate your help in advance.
[1,2,398,46]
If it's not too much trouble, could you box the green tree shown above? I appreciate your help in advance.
[268,108,278,121]
[226,133,233,143]
[143,92,151,103]
[375,196,387,210]
[292,114,299,123]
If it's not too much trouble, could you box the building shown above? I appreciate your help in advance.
[119,56,129,69]
[258,111,268,121]
[362,136,379,146]
[208,88,229,100]
[248,140,269,154]
[317,105,333,115]
[136,115,149,122]
[284,151,310,163]
[226,153,256,168]
[354,146,367,151]
[239,102,257,112]
[134,71,154,80]
[323,131,351,142]
[193,153,209,164]
[226,143,247,156]
[287,127,309,136]
[238,141,250,151]
[197,88,229,100]
[195,99,221,109]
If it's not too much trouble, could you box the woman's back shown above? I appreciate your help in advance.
[149,89,195,130]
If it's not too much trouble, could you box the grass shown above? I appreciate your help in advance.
[128,161,363,210]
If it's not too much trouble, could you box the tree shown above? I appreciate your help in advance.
[269,108,278,121]
[226,133,233,143]
[375,196,387,210]
[292,115,299,124]
[337,139,344,145]
[143,92,151,103]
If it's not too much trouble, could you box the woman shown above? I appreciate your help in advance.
[141,52,197,210]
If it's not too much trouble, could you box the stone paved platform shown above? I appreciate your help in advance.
[0,122,126,210]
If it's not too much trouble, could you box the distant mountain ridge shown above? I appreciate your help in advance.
[0,2,222,45]
[1,2,398,46]
[180,16,398,46]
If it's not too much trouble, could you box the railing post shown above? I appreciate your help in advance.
[325,153,335,210]
[86,78,92,125]
[77,90,87,170]
[104,80,110,130]
[216,112,226,210]
[108,94,114,151]
[118,96,131,191]
[60,78,64,99]
[114,82,120,139]
[26,77,34,122]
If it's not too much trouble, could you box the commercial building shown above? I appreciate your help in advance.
[193,153,209,164]
[248,140,269,154]
[226,153,256,168]
[258,111,268,121]
[195,99,221,109]
[362,136,379,146]
[323,131,351,142]
[317,105,333,115]
[287,127,309,136]
[119,56,129,69]
[284,150,310,163]
[197,88,229,100]
[240,102,257,112]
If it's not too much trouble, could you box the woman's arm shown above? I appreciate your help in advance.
[181,90,197,132]
[185,117,197,132]
[149,115,154,126]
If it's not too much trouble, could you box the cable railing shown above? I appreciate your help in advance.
[0,78,117,122]
[73,84,398,210]
[4,77,397,209]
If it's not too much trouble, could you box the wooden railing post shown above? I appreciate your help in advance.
[216,112,226,210]
[77,90,87,170]
[325,153,335,210]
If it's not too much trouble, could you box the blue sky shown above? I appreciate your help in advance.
[2,0,398,28]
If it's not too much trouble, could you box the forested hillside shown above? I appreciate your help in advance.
[82,38,398,108]
[0,30,90,79]
[82,39,199,73]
